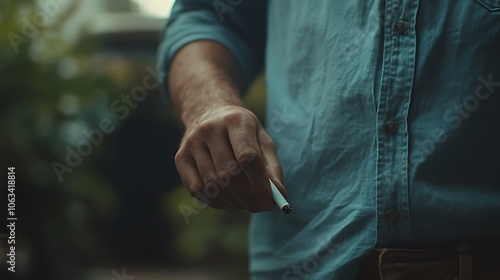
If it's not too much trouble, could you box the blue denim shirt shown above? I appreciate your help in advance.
[158,1,500,279]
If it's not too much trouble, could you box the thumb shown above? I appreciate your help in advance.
[258,128,288,199]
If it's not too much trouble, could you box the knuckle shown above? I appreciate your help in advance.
[224,112,244,127]
[216,169,230,181]
[199,121,216,136]
[202,173,218,187]
[174,149,188,164]
[182,134,198,148]
[236,148,257,165]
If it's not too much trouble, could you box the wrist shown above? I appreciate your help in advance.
[181,96,244,128]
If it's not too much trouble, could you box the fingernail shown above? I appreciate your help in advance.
[261,198,275,210]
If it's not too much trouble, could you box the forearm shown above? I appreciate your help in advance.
[168,40,245,127]
[168,40,286,213]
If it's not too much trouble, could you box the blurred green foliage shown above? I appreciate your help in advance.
[0,1,262,280]
[164,187,249,259]
[0,1,121,279]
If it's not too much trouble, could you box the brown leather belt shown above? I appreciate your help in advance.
[355,243,500,280]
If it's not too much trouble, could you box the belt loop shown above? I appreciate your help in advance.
[457,243,472,280]
[378,249,387,280]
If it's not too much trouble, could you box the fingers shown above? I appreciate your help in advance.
[258,128,288,199]
[225,113,275,211]
[175,140,240,210]
[175,106,286,213]
[203,124,263,212]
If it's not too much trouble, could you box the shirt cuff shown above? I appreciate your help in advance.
[157,10,261,103]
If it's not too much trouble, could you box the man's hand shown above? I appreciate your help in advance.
[174,104,286,212]
[168,41,287,213]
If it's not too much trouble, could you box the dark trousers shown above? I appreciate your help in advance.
[356,243,500,280]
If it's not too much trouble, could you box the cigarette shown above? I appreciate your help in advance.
[269,179,292,214]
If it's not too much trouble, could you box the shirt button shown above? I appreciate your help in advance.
[385,208,400,222]
[394,20,407,34]
[384,120,398,134]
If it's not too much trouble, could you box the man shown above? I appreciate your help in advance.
[158,0,500,279]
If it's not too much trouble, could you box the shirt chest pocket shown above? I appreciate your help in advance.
[476,0,500,12]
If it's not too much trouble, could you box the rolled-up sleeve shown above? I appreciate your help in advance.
[157,0,268,99]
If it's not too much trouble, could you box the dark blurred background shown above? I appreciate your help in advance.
[0,1,266,279]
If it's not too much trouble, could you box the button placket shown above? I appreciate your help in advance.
[375,0,419,246]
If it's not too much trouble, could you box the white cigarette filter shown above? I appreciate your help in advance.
[269,178,292,214]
